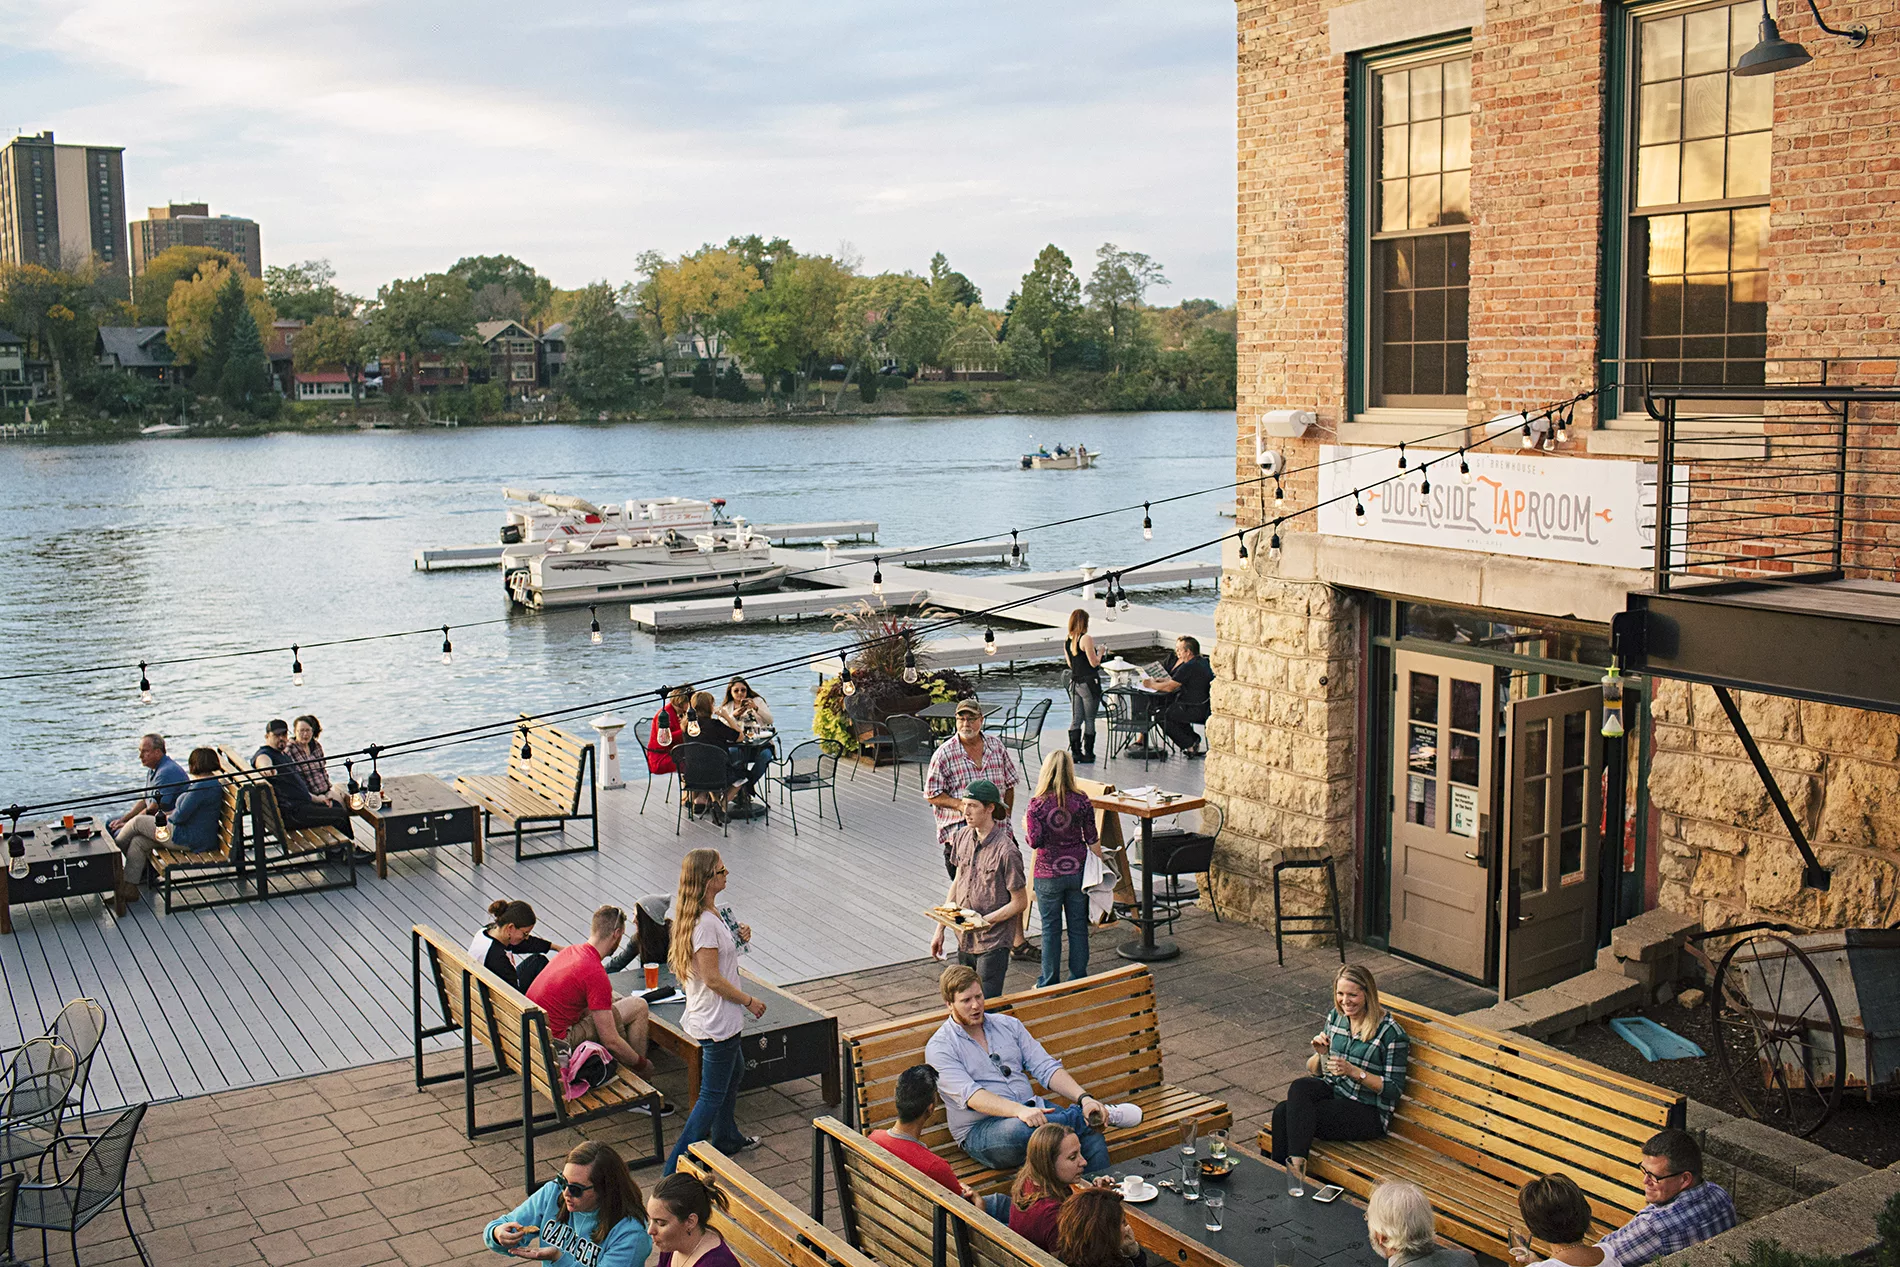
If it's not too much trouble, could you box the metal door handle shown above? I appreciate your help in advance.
[1463,851,1481,861]
[1517,913,1535,923]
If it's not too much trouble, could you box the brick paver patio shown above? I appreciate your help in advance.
[56,911,1489,1267]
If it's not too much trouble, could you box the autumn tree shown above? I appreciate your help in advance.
[132,245,237,324]
[0,263,102,406]
[663,248,762,366]
[167,260,275,370]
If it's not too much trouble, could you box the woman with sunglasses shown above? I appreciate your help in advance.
[485,1140,650,1266]
[663,848,767,1173]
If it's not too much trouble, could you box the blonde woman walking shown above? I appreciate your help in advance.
[1026,749,1100,986]
[663,848,766,1172]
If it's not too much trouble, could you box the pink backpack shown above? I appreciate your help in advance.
[559,1040,616,1099]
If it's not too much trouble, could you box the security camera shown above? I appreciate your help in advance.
[1255,445,1285,475]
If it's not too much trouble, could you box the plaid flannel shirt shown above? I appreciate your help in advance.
[1321,1008,1409,1123]
[922,733,1019,843]
[1598,1181,1736,1267]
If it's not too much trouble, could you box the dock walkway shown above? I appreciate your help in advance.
[0,739,1201,1112]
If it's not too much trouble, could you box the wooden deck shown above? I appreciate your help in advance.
[0,738,1203,1113]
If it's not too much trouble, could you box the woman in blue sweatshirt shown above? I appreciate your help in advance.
[167,748,227,853]
[485,1141,651,1267]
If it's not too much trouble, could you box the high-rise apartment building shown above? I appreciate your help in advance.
[0,132,129,292]
[130,203,263,279]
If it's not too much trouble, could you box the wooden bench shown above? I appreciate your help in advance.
[679,1142,880,1267]
[1257,995,1686,1260]
[152,749,355,908]
[455,714,598,860]
[152,775,243,912]
[841,965,1230,1194]
[810,1116,1064,1267]
[411,924,662,1191]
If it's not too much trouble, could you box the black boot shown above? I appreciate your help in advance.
[1081,729,1096,764]
[1068,729,1085,763]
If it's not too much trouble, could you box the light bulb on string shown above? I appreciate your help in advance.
[840,664,856,696]
[685,712,701,737]
[139,660,153,705]
[153,809,171,844]
[1010,530,1021,566]
[1459,450,1472,484]
[903,650,919,684]
[440,626,453,665]
[1142,503,1153,541]
[731,584,744,622]
[984,626,997,656]
[872,558,884,597]
[1354,490,1366,520]
[365,744,383,797]
[292,644,304,687]
[1273,481,1285,508]
[517,725,533,762]
[590,605,602,644]
[1555,405,1570,442]
[1102,573,1116,612]
[1397,442,1408,471]
[1118,581,1130,614]
[1269,528,1283,560]
[1521,417,1535,449]
[6,808,24,881]
[1420,465,1432,497]
[655,686,673,745]
[1237,534,1249,560]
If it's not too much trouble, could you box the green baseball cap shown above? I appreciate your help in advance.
[963,779,1004,808]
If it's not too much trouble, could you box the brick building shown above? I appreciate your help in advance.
[1211,0,1900,994]
[129,203,263,279]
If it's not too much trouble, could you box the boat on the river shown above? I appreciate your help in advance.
[501,490,788,609]
[139,423,190,436]
[1020,444,1098,470]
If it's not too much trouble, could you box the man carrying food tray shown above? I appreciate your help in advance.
[928,779,1026,998]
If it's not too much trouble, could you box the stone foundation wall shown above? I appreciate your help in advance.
[1203,559,1359,934]
[1651,681,1900,931]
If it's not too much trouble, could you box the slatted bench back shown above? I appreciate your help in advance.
[680,1143,877,1267]
[414,923,547,1092]
[816,1117,1065,1267]
[506,714,592,813]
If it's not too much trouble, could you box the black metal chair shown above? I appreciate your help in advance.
[1102,690,1156,769]
[1,1171,21,1267]
[629,715,676,814]
[885,715,936,801]
[0,1000,104,1136]
[12,1102,149,1267]
[842,694,893,778]
[673,742,732,837]
[767,740,842,836]
[1272,851,1346,965]
[1000,697,1052,774]
[0,1039,76,1175]
[1136,803,1226,932]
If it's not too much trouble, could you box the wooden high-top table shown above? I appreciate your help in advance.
[1088,788,1206,962]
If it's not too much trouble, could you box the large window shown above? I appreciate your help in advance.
[1369,52,1471,409]
[1625,1,1771,389]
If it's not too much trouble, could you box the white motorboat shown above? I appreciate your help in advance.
[1020,445,1098,470]
[139,423,190,436]
[507,523,788,609]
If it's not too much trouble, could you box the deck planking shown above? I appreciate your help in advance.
[2,737,1204,1112]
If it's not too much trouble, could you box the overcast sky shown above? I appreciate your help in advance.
[2,0,1238,306]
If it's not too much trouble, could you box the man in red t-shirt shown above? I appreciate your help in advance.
[527,905,652,1075]
[870,1065,983,1208]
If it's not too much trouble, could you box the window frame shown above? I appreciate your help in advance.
[1600,0,1774,428]
[1348,35,1476,423]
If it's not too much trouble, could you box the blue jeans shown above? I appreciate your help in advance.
[727,744,773,793]
[1035,874,1090,988]
[664,1033,747,1173]
[959,1102,1109,1174]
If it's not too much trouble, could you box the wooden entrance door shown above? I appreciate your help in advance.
[1501,685,1604,998]
[1388,650,1495,979]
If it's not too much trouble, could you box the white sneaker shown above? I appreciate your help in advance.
[1102,1102,1143,1128]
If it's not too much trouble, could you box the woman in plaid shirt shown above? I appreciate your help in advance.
[1269,964,1410,1189]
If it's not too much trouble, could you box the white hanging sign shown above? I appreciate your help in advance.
[1316,445,1657,569]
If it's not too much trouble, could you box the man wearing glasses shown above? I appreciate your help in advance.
[924,963,1141,1173]
[1597,1129,1736,1267]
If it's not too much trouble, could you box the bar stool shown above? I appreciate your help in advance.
[1271,853,1345,965]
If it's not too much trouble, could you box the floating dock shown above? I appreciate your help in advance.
[413,519,879,571]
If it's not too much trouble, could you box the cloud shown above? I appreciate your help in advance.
[3,0,1237,302]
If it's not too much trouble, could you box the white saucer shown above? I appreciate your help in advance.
[1121,1181,1159,1204]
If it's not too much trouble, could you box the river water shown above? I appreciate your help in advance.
[0,410,1234,807]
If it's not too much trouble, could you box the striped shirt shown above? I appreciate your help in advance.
[1320,1008,1409,1122]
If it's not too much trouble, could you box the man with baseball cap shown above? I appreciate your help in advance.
[929,778,1027,998]
[923,699,1020,876]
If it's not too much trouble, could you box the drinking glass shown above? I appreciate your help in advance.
[1180,1157,1200,1202]
[1273,1238,1297,1267]
[1208,1129,1229,1162]
[1203,1190,1224,1232]
[1179,1118,1198,1156]
[1509,1229,1533,1263]
[1285,1164,1305,1199]
[644,962,661,990]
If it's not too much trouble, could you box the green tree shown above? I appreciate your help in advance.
[722,235,795,289]
[292,315,369,400]
[890,287,954,372]
[131,245,237,324]
[1005,245,1083,375]
[1086,243,1168,370]
[728,252,854,404]
[928,252,982,309]
[446,255,553,324]
[217,298,278,416]
[626,251,675,396]
[265,259,356,323]
[716,363,747,402]
[167,261,275,369]
[0,262,103,406]
[362,273,478,389]
[831,272,925,407]
[197,272,249,389]
[561,281,644,408]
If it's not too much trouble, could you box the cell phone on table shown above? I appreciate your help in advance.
[1311,1185,1343,1203]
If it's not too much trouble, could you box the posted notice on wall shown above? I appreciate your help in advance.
[1316,445,1657,569]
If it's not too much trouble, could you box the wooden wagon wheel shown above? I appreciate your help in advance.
[1708,932,1844,1137]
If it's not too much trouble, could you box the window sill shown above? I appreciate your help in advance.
[1589,417,1767,459]
[1340,409,1473,447]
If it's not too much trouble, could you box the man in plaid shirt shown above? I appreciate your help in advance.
[923,699,1019,876]
[1597,1129,1736,1266]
